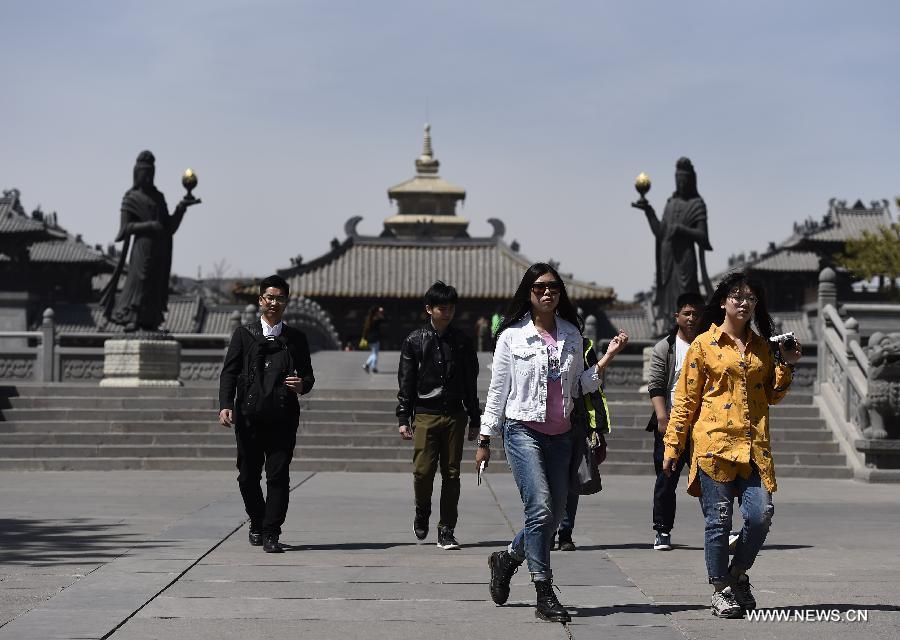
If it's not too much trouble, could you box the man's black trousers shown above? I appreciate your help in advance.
[652,429,689,534]
[234,421,297,537]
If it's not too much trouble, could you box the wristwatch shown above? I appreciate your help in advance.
[477,438,491,449]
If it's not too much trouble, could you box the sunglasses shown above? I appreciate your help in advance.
[531,281,563,295]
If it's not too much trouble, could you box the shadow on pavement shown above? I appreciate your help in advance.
[570,603,710,617]
[576,543,813,551]
[0,517,166,566]
[284,542,418,551]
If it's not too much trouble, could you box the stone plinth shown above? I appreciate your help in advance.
[100,338,182,387]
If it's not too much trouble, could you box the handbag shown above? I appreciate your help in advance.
[570,414,604,495]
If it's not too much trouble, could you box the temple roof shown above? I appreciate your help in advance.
[720,198,893,277]
[785,199,892,247]
[268,125,615,302]
[23,239,111,264]
[277,231,614,300]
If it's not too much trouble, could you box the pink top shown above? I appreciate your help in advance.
[525,329,570,435]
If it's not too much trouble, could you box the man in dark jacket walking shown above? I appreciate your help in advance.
[219,275,315,553]
[646,291,703,550]
[397,281,481,549]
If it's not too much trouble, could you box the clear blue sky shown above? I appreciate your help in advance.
[3,1,898,299]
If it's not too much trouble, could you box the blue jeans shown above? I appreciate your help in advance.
[698,465,774,584]
[503,421,572,581]
[364,342,380,369]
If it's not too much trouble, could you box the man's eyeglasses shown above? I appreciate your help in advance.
[728,293,758,305]
[261,294,288,305]
[531,281,563,295]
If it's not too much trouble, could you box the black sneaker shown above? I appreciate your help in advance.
[436,526,460,550]
[263,534,284,553]
[248,530,263,546]
[557,533,576,551]
[731,573,757,611]
[414,510,429,541]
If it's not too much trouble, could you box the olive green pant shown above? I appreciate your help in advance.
[412,412,467,530]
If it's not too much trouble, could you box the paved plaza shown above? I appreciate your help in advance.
[0,469,897,640]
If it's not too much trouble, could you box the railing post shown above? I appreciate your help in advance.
[40,308,55,382]
[228,310,241,333]
[843,317,860,422]
[817,267,837,393]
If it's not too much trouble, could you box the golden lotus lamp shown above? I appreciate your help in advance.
[182,168,199,202]
[634,172,651,204]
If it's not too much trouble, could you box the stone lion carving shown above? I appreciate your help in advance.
[859,331,900,439]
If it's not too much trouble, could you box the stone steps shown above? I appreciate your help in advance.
[0,431,842,453]
[0,384,850,478]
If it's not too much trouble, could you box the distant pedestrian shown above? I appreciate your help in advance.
[361,306,385,373]
[477,263,627,623]
[397,281,481,550]
[662,271,801,618]
[646,291,704,551]
[218,275,315,553]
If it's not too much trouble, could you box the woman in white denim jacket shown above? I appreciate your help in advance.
[476,263,628,623]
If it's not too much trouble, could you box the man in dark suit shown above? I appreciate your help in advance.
[218,274,315,552]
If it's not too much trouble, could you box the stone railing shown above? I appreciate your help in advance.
[815,267,900,480]
[0,308,233,385]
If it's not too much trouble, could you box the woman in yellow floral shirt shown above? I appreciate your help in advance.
[663,271,802,618]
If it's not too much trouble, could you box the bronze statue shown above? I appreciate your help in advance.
[631,157,713,329]
[101,151,201,332]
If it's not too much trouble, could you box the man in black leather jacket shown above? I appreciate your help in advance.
[397,281,481,549]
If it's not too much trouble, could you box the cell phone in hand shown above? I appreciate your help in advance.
[477,460,486,486]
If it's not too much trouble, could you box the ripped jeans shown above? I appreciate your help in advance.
[698,466,774,584]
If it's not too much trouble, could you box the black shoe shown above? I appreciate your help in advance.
[437,526,460,550]
[263,534,284,553]
[414,509,429,541]
[534,579,570,623]
[248,530,263,546]
[558,536,576,552]
[488,550,521,605]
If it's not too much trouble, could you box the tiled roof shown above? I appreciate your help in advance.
[203,308,240,334]
[601,308,656,341]
[282,238,615,300]
[805,204,892,243]
[749,249,821,273]
[388,175,466,196]
[0,211,47,234]
[48,298,212,334]
[162,296,202,333]
[27,239,111,265]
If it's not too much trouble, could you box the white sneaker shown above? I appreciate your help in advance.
[711,586,743,618]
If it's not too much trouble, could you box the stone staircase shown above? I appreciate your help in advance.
[0,384,852,478]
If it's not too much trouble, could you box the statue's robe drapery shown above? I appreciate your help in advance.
[655,195,712,316]
[102,187,178,330]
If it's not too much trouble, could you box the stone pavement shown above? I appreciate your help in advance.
[0,470,898,640]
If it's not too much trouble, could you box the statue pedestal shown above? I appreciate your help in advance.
[100,337,182,387]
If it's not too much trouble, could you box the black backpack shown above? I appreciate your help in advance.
[240,326,295,423]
